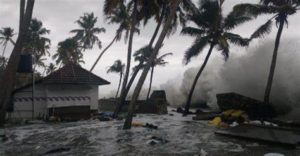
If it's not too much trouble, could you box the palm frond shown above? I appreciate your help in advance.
[251,20,272,39]
[223,11,252,30]
[217,36,229,60]
[181,27,205,37]
[224,32,250,47]
[184,36,209,64]
[233,3,275,18]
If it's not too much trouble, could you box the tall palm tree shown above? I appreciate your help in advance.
[90,3,139,71]
[146,52,173,100]
[0,27,16,56]
[52,38,83,66]
[0,0,35,127]
[182,0,251,115]
[71,12,105,51]
[24,18,51,57]
[234,0,300,104]
[123,0,182,129]
[107,60,125,98]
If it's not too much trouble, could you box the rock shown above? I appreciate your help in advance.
[169,113,174,116]
[147,136,169,145]
[98,116,112,121]
[176,107,184,113]
[144,123,158,129]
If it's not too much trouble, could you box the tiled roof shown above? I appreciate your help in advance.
[43,63,110,85]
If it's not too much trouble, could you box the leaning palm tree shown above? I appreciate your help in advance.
[52,38,84,66]
[0,0,35,127]
[0,27,16,56]
[146,52,173,100]
[234,0,300,104]
[90,3,138,71]
[107,60,125,98]
[123,0,182,129]
[182,0,251,115]
[71,12,105,51]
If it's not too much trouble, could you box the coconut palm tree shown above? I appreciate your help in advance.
[90,3,139,71]
[107,60,125,98]
[52,38,83,66]
[146,52,173,100]
[182,0,252,115]
[24,18,51,57]
[0,0,35,127]
[123,0,182,129]
[234,0,300,104]
[0,27,16,56]
[71,12,105,51]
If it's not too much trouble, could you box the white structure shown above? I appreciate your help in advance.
[8,63,110,120]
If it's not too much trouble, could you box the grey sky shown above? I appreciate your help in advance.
[1,0,300,98]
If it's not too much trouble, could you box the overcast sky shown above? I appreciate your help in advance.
[1,0,300,98]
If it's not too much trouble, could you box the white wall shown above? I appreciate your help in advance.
[11,83,99,120]
[10,84,47,119]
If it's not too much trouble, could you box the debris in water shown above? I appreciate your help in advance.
[43,147,71,155]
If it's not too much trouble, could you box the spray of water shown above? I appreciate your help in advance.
[160,38,300,118]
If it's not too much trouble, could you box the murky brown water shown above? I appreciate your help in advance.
[1,111,300,156]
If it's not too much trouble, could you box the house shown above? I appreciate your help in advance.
[8,63,110,121]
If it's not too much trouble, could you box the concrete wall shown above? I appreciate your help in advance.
[10,83,99,120]
[10,84,47,120]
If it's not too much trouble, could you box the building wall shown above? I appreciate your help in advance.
[10,84,47,120]
[10,83,99,120]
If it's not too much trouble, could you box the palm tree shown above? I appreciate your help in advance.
[90,3,138,71]
[123,0,182,129]
[107,60,125,98]
[0,0,35,127]
[71,12,105,51]
[146,52,173,100]
[24,18,51,57]
[234,0,300,104]
[0,27,16,56]
[52,38,83,66]
[182,0,251,115]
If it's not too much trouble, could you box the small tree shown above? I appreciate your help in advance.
[107,60,125,98]
[0,27,16,56]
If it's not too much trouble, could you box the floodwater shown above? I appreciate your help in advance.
[1,111,300,156]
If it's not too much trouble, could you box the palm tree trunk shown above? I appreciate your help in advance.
[0,0,35,127]
[184,43,215,115]
[116,72,123,99]
[264,18,285,104]
[114,3,169,119]
[123,0,181,130]
[119,0,138,102]
[146,66,154,100]
[2,43,7,57]
[90,35,117,72]
[113,62,142,117]
[113,5,166,118]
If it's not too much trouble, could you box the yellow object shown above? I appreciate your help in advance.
[209,117,222,126]
[132,122,144,127]
[222,109,235,116]
[231,110,245,118]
